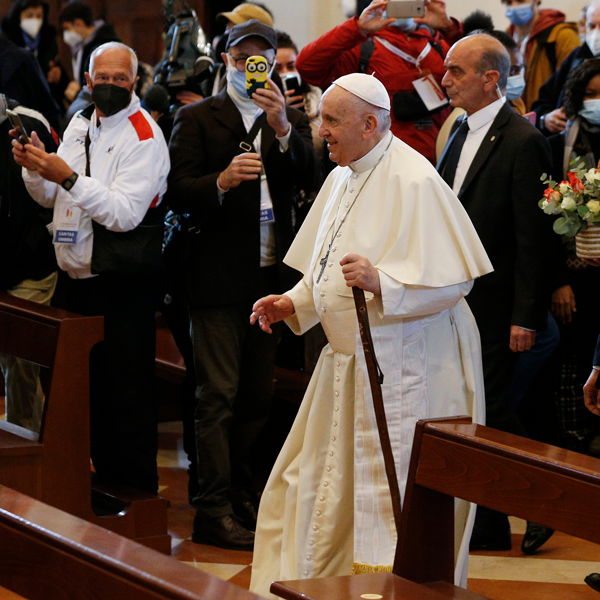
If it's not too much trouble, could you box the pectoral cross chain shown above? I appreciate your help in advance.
[316,248,331,285]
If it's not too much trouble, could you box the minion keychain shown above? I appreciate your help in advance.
[246,56,269,98]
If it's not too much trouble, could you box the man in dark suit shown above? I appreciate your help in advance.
[167,19,321,551]
[438,33,554,551]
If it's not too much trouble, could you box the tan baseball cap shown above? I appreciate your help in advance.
[217,3,274,27]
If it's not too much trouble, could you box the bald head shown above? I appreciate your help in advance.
[318,85,390,166]
[442,34,510,115]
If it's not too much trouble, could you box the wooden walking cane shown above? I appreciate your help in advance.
[352,287,403,532]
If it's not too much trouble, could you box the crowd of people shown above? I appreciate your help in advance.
[4,0,600,596]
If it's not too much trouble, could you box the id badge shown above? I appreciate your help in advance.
[260,182,275,224]
[412,74,449,112]
[54,202,82,244]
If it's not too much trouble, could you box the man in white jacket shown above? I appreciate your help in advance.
[249,73,493,596]
[11,42,170,494]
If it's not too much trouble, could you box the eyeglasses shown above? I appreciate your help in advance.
[228,53,274,73]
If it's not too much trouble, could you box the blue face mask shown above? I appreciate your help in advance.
[506,74,526,100]
[226,62,249,99]
[393,18,415,31]
[506,4,535,27]
[580,99,600,125]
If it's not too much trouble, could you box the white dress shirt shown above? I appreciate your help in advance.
[452,95,506,195]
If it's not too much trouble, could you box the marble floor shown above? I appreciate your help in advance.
[1,410,600,599]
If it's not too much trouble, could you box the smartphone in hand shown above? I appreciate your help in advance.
[6,109,31,145]
[246,55,270,98]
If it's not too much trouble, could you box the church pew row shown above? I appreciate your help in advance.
[271,415,600,599]
[0,484,263,600]
[0,292,170,552]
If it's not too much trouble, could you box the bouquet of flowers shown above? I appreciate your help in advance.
[539,161,600,237]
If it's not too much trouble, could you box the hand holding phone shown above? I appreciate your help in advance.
[6,109,31,145]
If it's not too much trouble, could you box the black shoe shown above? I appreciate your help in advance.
[191,514,254,550]
[232,499,258,531]
[586,573,600,593]
[521,522,554,555]
[469,524,512,551]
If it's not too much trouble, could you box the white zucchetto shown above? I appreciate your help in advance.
[332,73,391,111]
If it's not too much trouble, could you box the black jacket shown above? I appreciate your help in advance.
[438,103,554,340]
[167,89,323,306]
[0,100,57,290]
[0,35,60,130]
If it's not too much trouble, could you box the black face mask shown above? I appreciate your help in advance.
[91,83,132,117]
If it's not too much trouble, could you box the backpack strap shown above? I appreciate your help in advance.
[358,38,375,74]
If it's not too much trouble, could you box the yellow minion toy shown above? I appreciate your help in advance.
[246,55,269,98]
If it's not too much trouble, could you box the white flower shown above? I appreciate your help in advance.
[587,199,600,215]
[561,197,577,211]
[558,182,570,194]
[586,169,600,184]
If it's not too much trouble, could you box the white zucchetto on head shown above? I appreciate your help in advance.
[332,73,391,111]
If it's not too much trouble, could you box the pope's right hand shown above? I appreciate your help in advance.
[250,294,295,334]
[217,152,262,191]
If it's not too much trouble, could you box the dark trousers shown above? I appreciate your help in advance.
[190,266,281,519]
[64,275,159,494]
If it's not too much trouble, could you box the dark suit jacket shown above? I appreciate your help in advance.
[167,88,322,306]
[438,102,554,342]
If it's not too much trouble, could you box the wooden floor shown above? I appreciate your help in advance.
[1,414,600,598]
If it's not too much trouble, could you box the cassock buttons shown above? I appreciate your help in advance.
[329,451,334,456]
[328,262,333,267]
[349,188,354,193]
[324,481,330,486]
[326,467,331,472]
[353,174,358,179]
[309,540,315,545]
[335,391,340,396]
[321,307,327,313]
[334,406,339,411]
[319,496,325,501]
[324,276,330,282]
[316,511,322,516]
[336,361,340,367]
[320,292,325,297]
[332,247,337,252]
[303,571,309,576]
[335,376,340,382]
[333,422,337,427]
[313,525,319,530]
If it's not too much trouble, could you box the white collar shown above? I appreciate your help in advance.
[350,131,394,173]
[89,92,141,139]
[466,96,506,133]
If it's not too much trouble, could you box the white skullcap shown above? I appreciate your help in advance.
[332,73,391,111]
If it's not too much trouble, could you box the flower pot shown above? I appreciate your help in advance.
[576,223,600,259]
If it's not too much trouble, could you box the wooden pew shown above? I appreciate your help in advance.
[0,484,263,600]
[271,415,600,599]
[0,293,170,553]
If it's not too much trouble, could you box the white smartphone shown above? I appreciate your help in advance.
[386,0,425,18]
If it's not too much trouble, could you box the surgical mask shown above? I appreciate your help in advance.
[393,18,415,31]
[226,61,250,98]
[580,32,587,45]
[91,83,132,117]
[20,17,42,39]
[505,4,534,27]
[506,74,526,100]
[587,29,600,57]
[580,99,600,124]
[63,29,83,48]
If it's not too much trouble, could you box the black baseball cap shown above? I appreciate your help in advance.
[226,19,277,51]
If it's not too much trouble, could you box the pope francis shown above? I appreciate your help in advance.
[249,73,493,597]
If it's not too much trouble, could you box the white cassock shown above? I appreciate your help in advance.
[250,131,493,598]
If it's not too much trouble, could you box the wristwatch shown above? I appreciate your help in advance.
[539,114,546,130]
[61,172,79,191]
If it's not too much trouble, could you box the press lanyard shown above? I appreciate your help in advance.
[374,37,431,71]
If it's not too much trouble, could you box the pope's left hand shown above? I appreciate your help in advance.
[252,78,291,138]
[340,253,381,295]
[21,143,75,184]
[414,0,454,32]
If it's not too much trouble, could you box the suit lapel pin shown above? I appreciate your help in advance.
[490,136,496,141]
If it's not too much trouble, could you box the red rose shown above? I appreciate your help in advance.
[568,172,584,193]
